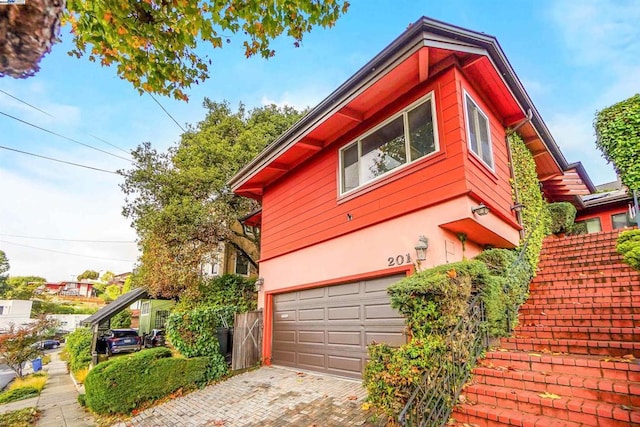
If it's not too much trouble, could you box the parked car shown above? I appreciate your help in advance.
[143,329,166,348]
[35,339,60,350]
[100,329,142,356]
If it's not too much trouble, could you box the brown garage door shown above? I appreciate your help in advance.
[272,274,406,378]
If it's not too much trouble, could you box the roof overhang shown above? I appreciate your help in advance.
[229,16,591,203]
[80,287,149,327]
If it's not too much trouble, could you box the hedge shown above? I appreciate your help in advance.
[84,347,208,414]
[547,202,577,234]
[64,327,92,373]
[617,229,640,270]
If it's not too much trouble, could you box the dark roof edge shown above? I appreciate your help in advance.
[80,287,149,327]
[229,16,570,189]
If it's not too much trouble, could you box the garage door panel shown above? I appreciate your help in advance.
[299,308,325,321]
[272,274,406,378]
[328,355,362,373]
[298,330,325,344]
[328,282,361,297]
[328,305,360,320]
[299,287,325,300]
[328,331,361,346]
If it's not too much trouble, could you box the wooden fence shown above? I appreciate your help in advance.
[232,310,263,370]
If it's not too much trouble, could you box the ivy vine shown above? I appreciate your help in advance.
[508,132,551,271]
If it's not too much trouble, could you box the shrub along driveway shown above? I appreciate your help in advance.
[115,366,376,426]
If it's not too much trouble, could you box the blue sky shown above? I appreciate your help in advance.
[1,0,638,281]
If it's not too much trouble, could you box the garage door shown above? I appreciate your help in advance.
[272,274,406,378]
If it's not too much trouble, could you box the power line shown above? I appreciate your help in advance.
[0,89,54,118]
[0,110,133,162]
[149,93,186,133]
[89,134,130,155]
[0,89,130,154]
[0,144,119,175]
[0,240,137,263]
[0,233,136,243]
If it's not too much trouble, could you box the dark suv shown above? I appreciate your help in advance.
[100,329,142,356]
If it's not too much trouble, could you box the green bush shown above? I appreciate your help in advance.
[110,309,132,328]
[0,387,39,404]
[84,348,209,414]
[178,274,257,313]
[617,229,640,270]
[547,202,577,234]
[569,221,588,235]
[64,327,93,373]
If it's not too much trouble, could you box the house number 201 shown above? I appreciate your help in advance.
[388,254,412,266]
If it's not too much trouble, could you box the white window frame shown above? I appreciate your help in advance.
[464,91,494,170]
[338,92,440,195]
[141,301,150,316]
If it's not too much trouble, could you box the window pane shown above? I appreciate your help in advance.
[360,116,406,182]
[342,144,359,192]
[235,253,250,275]
[478,114,492,167]
[612,213,630,229]
[586,218,602,233]
[466,101,478,153]
[408,101,436,160]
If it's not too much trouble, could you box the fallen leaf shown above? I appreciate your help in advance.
[458,394,467,403]
[347,395,357,400]
[621,405,632,411]
[361,402,371,411]
[538,392,561,400]
[296,372,306,377]
[528,353,543,357]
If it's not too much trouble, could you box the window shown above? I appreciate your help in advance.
[340,94,438,193]
[155,310,169,329]
[464,93,493,169]
[612,213,631,229]
[141,302,150,316]
[235,252,250,276]
[576,218,602,234]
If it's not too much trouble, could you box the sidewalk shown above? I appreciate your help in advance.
[0,350,94,426]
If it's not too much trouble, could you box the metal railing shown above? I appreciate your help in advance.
[398,294,488,427]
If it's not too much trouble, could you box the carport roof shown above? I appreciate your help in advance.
[81,287,149,327]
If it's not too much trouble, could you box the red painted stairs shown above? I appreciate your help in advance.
[452,230,640,426]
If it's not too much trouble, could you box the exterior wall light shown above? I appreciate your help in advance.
[471,203,490,216]
[510,203,525,212]
[255,277,264,292]
[414,236,429,261]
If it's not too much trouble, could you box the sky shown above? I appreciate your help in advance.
[0,0,638,281]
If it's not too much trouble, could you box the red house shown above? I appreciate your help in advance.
[575,178,637,232]
[229,17,593,378]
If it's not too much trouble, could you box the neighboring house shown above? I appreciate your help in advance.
[138,299,174,335]
[43,280,95,298]
[0,300,33,331]
[47,314,90,333]
[575,178,637,233]
[200,220,259,278]
[108,272,132,288]
[229,17,594,378]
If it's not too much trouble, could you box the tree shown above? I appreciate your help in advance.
[110,309,132,329]
[0,316,59,378]
[0,250,8,295]
[76,270,99,281]
[121,100,303,297]
[594,94,640,191]
[0,0,349,100]
[3,276,46,300]
[99,271,115,284]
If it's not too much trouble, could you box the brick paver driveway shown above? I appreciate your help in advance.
[116,366,379,426]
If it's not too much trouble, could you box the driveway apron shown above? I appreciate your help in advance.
[116,366,377,426]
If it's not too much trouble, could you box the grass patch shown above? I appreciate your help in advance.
[42,354,52,365]
[9,373,48,393]
[0,387,39,404]
[0,407,40,427]
[73,368,89,384]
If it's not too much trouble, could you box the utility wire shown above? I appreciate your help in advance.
[0,233,136,243]
[0,145,119,175]
[0,89,54,118]
[89,134,130,155]
[0,240,137,263]
[0,110,133,162]
[0,88,130,154]
[149,93,186,133]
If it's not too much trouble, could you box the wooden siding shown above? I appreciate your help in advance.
[261,68,475,261]
[458,70,516,222]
